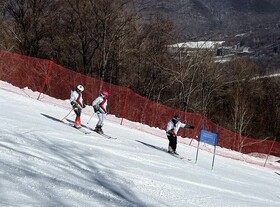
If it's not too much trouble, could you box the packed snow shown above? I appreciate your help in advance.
[0,81,279,207]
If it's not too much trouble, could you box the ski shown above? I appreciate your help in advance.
[171,153,192,161]
[135,140,191,161]
[275,172,280,176]
[41,114,91,135]
[61,121,91,134]
[160,148,183,159]
[99,133,117,139]
[92,129,117,139]
[165,149,191,161]
[73,126,91,134]
[65,118,115,137]
[167,151,184,159]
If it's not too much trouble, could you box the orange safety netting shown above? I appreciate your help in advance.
[0,50,279,158]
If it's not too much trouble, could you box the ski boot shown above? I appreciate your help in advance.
[167,146,174,154]
[74,116,81,128]
[95,125,103,134]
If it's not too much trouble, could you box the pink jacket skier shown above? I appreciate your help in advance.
[92,90,109,134]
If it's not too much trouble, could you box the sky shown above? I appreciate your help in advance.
[0,80,280,207]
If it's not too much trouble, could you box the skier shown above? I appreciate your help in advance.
[70,85,86,128]
[166,115,195,155]
[92,90,109,134]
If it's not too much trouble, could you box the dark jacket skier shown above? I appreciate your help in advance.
[166,115,195,154]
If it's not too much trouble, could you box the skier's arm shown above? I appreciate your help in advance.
[70,91,80,109]
[99,100,107,114]
[182,122,195,129]
[82,100,86,108]
[92,97,102,112]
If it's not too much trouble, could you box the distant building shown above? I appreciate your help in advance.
[167,40,256,63]
[216,47,233,56]
[236,46,254,56]
[167,41,224,54]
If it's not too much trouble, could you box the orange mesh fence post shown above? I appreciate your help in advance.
[264,138,276,167]
[37,58,54,100]
[99,80,104,93]
[189,113,204,146]
[121,87,130,125]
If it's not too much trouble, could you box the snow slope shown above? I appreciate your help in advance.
[0,81,280,207]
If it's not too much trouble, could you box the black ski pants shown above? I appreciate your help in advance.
[167,134,177,152]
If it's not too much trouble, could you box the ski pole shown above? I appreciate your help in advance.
[61,109,73,121]
[87,112,95,124]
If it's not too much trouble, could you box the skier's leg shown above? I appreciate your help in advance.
[173,136,178,152]
[95,113,104,133]
[96,113,103,126]
[74,107,82,128]
[169,135,177,153]
[99,113,104,133]
[167,135,174,153]
[74,116,81,128]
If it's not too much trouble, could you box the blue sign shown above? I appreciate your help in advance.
[195,127,219,170]
[199,130,217,146]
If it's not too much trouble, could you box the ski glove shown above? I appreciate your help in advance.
[184,124,195,129]
[82,100,86,108]
[189,125,195,129]
[71,101,78,108]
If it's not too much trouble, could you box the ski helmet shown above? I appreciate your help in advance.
[172,115,180,122]
[101,90,109,97]
[77,85,84,92]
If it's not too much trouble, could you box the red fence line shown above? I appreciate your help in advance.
[38,58,54,100]
[0,50,279,159]
[121,87,130,125]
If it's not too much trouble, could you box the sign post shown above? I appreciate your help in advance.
[195,122,219,170]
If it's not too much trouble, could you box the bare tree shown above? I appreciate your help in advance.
[225,58,262,151]
[56,0,100,75]
[152,40,229,116]
[3,0,58,57]
[0,0,15,51]
[130,17,178,102]
[58,0,138,81]
[90,0,138,81]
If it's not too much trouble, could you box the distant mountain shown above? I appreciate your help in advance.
[134,0,280,71]
[134,0,280,40]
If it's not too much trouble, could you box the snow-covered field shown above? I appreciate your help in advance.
[0,81,280,207]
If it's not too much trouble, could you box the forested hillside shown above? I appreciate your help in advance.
[135,0,280,39]
[135,0,280,71]
[0,0,279,141]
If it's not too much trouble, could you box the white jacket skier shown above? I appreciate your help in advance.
[166,115,195,154]
[70,85,86,128]
[92,90,109,133]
